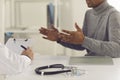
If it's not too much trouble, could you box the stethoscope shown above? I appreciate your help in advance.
[35,64,72,75]
[35,64,85,76]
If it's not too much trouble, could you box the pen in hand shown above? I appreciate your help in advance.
[21,45,27,50]
[21,45,33,60]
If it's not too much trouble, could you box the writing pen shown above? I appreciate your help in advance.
[21,45,27,50]
[14,38,16,43]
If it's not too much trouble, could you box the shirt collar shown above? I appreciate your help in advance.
[93,1,110,15]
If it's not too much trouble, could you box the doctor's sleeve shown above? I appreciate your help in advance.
[0,44,31,74]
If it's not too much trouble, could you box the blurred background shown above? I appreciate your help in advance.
[0,0,120,56]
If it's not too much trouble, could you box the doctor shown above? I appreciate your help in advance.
[0,43,34,74]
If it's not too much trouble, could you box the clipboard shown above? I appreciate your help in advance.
[5,38,32,54]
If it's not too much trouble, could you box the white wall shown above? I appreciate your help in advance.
[72,0,87,27]
[58,0,73,30]
[0,1,7,79]
[108,0,120,12]
[0,0,5,43]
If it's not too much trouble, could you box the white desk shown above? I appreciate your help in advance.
[5,54,120,80]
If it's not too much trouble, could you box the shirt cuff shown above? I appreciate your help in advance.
[82,36,92,48]
[21,55,31,65]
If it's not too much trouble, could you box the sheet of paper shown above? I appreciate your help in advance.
[5,38,32,54]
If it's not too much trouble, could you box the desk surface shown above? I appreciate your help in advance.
[5,54,120,80]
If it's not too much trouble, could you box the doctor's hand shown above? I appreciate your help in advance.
[39,25,60,41]
[21,48,34,60]
[59,23,85,44]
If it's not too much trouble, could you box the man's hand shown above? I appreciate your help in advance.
[39,25,59,41]
[59,23,85,44]
[21,48,34,60]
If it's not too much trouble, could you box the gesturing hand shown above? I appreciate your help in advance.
[59,23,85,44]
[39,25,59,41]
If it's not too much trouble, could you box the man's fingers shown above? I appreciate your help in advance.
[58,33,72,42]
[58,33,66,38]
[40,30,47,35]
[39,27,50,35]
[50,24,58,31]
[62,30,72,35]
[48,24,57,30]
[42,36,48,40]
[75,23,82,32]
[40,27,48,31]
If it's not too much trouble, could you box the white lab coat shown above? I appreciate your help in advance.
[0,43,31,74]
